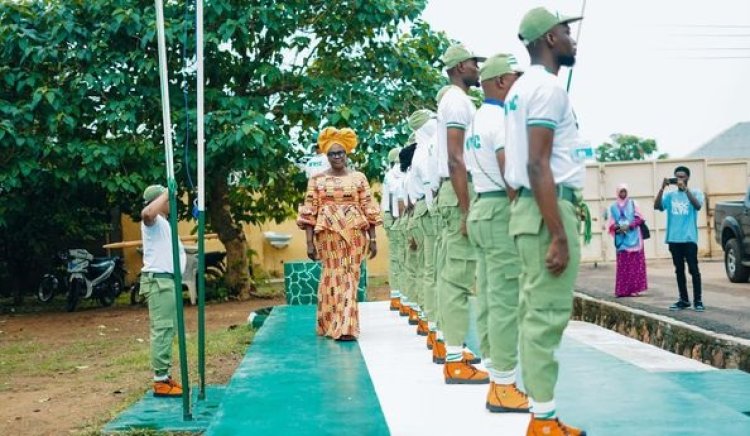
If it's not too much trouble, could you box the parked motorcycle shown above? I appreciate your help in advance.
[38,249,125,312]
[129,250,227,306]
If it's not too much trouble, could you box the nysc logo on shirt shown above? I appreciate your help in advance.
[504,95,519,115]
[465,134,481,150]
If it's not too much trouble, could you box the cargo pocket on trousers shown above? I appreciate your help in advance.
[508,200,543,238]
[441,256,477,288]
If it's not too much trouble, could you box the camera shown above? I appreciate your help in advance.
[668,177,679,185]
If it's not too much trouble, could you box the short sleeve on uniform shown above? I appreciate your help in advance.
[442,90,474,131]
[527,84,567,131]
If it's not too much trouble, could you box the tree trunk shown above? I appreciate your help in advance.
[207,176,252,299]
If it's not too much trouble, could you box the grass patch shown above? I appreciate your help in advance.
[76,324,254,435]
[251,280,284,299]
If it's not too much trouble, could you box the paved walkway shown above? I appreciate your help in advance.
[576,259,750,339]
[204,302,750,435]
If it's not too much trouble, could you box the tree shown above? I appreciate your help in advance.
[595,134,668,162]
[0,0,450,299]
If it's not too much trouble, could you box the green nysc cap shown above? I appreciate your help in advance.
[407,109,435,132]
[480,53,523,82]
[388,147,401,164]
[518,7,582,46]
[143,184,166,204]
[440,44,486,69]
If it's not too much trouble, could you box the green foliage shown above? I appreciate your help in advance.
[595,134,668,162]
[0,0,449,298]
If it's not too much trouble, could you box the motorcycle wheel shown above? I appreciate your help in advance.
[66,280,81,312]
[130,281,146,306]
[38,274,58,303]
[98,276,122,307]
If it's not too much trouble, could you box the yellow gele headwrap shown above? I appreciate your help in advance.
[318,127,358,154]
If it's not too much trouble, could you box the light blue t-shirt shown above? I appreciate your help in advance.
[662,189,704,243]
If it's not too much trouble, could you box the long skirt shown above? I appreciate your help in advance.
[615,249,648,297]
[315,228,366,339]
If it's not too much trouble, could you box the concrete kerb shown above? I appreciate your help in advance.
[573,292,750,372]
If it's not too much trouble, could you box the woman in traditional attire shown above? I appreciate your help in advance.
[297,127,381,341]
[608,183,648,297]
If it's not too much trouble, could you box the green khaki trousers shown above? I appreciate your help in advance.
[383,212,400,292]
[390,216,406,296]
[468,194,521,371]
[509,196,581,402]
[409,201,429,308]
[418,201,440,322]
[436,180,477,346]
[140,275,177,377]
[402,212,422,305]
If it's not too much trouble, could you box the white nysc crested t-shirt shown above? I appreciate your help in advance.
[141,215,187,274]
[504,65,589,190]
[465,101,507,193]
[380,165,401,214]
[404,166,423,205]
[412,119,441,206]
[436,86,476,179]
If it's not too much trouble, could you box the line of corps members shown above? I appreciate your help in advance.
[380,7,592,436]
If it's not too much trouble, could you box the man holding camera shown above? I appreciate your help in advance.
[654,166,705,312]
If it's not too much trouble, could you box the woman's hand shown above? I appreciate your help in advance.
[307,242,317,261]
[619,224,629,233]
[368,240,378,259]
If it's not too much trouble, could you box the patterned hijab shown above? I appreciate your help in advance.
[318,127,358,154]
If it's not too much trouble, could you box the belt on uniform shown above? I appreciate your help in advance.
[440,173,473,183]
[518,185,580,205]
[142,271,173,279]
[477,190,507,199]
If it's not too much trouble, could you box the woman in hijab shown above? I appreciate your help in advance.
[297,127,382,341]
[608,183,648,297]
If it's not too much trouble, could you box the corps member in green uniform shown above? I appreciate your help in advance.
[465,53,529,413]
[434,44,487,384]
[504,7,588,436]
[382,148,404,311]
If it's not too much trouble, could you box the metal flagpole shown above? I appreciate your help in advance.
[566,0,588,93]
[154,0,192,420]
[196,0,207,401]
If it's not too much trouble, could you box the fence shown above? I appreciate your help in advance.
[581,158,750,263]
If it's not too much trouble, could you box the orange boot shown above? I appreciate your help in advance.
[527,415,586,436]
[432,339,446,364]
[426,330,436,350]
[462,349,480,364]
[416,319,429,336]
[399,301,410,317]
[407,308,419,325]
[389,296,401,311]
[153,377,183,397]
[443,361,490,384]
[486,382,530,413]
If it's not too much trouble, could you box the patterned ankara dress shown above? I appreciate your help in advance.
[297,171,382,339]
